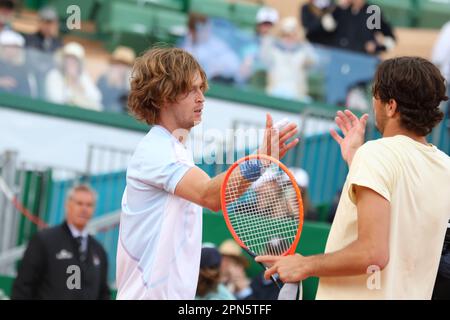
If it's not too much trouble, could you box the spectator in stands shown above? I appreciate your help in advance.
[255,6,278,37]
[239,6,279,86]
[219,239,252,299]
[181,13,241,84]
[0,0,15,34]
[25,6,62,53]
[25,6,63,99]
[0,30,37,97]
[97,46,135,113]
[300,0,338,47]
[291,167,318,221]
[333,0,396,55]
[45,42,102,111]
[219,239,280,300]
[11,184,110,300]
[261,16,317,102]
[196,244,236,300]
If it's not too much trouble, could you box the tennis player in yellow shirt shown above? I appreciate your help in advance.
[257,56,450,299]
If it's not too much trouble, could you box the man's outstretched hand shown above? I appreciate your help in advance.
[259,113,299,159]
[330,110,369,166]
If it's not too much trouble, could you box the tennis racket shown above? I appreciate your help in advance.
[220,154,304,294]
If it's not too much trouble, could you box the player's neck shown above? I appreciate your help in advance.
[156,118,191,144]
[382,124,428,145]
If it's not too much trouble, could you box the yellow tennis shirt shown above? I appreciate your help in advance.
[316,135,450,300]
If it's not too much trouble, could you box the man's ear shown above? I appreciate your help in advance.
[386,99,398,117]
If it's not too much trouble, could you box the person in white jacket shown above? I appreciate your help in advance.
[45,42,102,111]
[261,17,317,102]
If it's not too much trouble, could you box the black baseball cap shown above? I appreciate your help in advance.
[200,246,222,269]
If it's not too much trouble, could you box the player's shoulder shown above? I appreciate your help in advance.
[351,137,404,168]
[143,125,174,146]
[356,138,393,156]
[434,147,450,168]
[358,135,449,164]
[359,135,425,153]
[130,126,188,171]
[135,126,176,157]
[38,223,66,239]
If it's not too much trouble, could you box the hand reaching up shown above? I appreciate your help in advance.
[259,113,299,160]
[330,110,369,166]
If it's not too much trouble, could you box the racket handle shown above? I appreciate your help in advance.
[270,274,281,290]
[242,248,282,290]
[257,262,281,289]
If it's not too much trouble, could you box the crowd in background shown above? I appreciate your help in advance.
[0,0,393,110]
[0,1,134,112]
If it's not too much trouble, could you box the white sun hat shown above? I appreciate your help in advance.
[256,6,279,25]
[0,30,25,47]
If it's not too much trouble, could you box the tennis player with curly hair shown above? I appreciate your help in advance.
[116,47,299,299]
[257,56,450,299]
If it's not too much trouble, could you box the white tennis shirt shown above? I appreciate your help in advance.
[116,125,202,300]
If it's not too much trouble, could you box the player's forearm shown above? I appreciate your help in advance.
[202,172,226,212]
[307,239,389,278]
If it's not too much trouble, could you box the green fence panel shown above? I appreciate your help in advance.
[0,275,14,299]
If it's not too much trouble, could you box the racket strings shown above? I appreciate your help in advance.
[225,159,301,256]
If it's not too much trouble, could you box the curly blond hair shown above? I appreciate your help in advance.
[128,47,208,125]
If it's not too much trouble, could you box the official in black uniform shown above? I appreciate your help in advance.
[11,184,110,300]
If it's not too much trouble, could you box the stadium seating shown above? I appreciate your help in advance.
[230,1,261,30]
[153,9,188,44]
[370,0,450,29]
[189,0,233,20]
[96,1,155,35]
[24,0,49,10]
[369,0,417,28]
[95,0,192,52]
[417,0,450,29]
[126,0,186,12]
[47,0,97,21]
